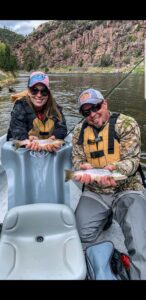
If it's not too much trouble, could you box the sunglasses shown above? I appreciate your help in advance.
[30,87,49,97]
[81,102,103,117]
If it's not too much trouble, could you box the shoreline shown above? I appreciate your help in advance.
[0,63,144,89]
[0,70,17,88]
[43,63,144,75]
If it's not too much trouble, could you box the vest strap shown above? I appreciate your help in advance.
[77,121,88,145]
[88,136,103,144]
[39,131,49,136]
[90,150,104,158]
[108,113,120,154]
[137,164,146,187]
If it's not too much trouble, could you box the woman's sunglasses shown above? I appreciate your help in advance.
[81,102,103,117]
[30,87,49,97]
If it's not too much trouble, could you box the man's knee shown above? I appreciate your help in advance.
[114,192,146,224]
[75,192,112,244]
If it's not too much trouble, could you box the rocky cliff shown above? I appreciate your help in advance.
[13,20,146,70]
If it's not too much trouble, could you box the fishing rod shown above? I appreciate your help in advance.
[66,57,144,136]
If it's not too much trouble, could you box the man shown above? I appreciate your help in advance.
[72,88,146,280]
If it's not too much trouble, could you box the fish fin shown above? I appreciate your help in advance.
[113,175,127,181]
[65,169,74,182]
[94,176,100,183]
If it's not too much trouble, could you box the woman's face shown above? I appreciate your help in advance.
[28,83,49,110]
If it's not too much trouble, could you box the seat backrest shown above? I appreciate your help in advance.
[2,203,76,236]
[0,203,86,280]
[1,139,72,209]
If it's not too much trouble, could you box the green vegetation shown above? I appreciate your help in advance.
[0,42,18,71]
[23,45,40,71]
[126,35,137,43]
[41,64,144,74]
[0,69,16,88]
[0,27,24,47]
[100,54,113,67]
[133,66,144,74]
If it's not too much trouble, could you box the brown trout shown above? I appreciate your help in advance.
[12,139,65,150]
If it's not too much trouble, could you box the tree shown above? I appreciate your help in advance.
[0,42,18,71]
[23,45,40,71]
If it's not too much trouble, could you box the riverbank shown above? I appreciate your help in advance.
[43,63,144,74]
[0,70,17,88]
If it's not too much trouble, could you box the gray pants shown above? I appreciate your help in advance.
[75,190,146,280]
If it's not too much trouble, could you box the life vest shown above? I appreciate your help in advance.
[11,90,28,102]
[28,117,55,139]
[78,113,120,168]
[11,90,55,139]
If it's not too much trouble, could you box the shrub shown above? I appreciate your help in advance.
[100,54,113,67]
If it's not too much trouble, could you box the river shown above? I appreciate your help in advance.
[0,71,146,173]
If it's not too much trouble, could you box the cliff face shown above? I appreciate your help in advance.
[13,20,146,70]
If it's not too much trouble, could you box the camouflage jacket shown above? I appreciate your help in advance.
[72,112,144,194]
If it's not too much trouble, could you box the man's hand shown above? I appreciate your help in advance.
[96,176,117,187]
[104,165,117,171]
[80,163,93,170]
[75,173,94,184]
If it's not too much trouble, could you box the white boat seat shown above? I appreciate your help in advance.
[0,203,86,280]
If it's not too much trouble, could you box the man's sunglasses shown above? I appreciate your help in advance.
[81,102,103,117]
[30,87,49,97]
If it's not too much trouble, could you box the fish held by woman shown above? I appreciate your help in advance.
[65,168,127,182]
[12,139,65,150]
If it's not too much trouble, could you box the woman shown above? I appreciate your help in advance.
[7,71,67,151]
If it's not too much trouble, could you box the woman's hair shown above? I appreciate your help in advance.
[27,89,62,121]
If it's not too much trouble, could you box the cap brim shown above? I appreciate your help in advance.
[79,98,103,111]
[29,82,50,90]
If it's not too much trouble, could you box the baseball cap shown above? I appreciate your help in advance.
[28,71,50,90]
[78,88,104,111]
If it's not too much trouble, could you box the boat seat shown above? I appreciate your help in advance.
[1,140,72,209]
[0,203,86,280]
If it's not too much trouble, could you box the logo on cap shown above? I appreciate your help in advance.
[79,92,91,103]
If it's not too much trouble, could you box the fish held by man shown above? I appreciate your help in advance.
[65,168,127,182]
[12,139,65,150]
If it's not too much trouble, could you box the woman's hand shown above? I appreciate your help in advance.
[43,143,61,152]
[29,135,39,141]
[43,136,62,152]
[25,141,42,151]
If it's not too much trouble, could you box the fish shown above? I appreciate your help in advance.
[65,168,127,182]
[34,139,65,148]
[12,140,29,150]
[12,139,65,150]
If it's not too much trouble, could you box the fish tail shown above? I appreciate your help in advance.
[12,141,20,150]
[65,169,74,182]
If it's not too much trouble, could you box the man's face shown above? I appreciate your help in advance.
[81,100,109,128]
